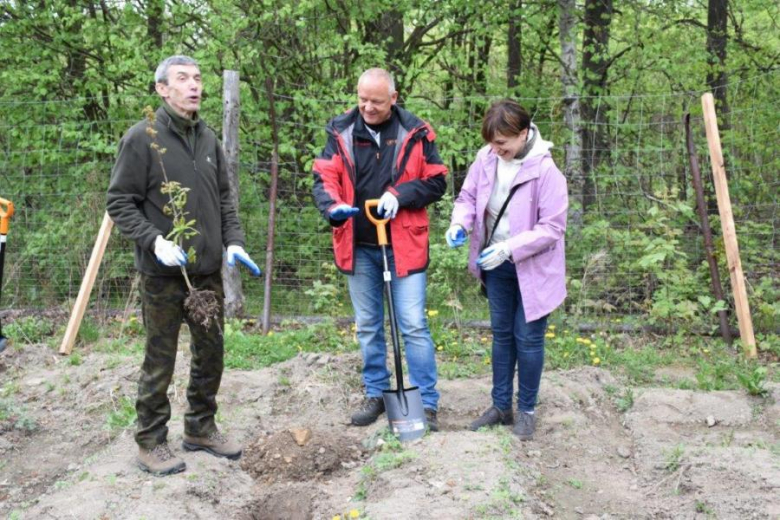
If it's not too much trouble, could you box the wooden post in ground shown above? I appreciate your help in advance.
[261,77,280,334]
[684,113,732,345]
[700,93,757,358]
[59,212,113,355]
[221,70,244,318]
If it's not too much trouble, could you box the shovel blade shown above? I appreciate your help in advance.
[383,387,427,442]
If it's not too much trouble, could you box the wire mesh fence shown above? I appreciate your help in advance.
[1,71,777,334]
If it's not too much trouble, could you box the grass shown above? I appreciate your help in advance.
[354,429,415,501]
[223,318,357,370]
[105,396,137,432]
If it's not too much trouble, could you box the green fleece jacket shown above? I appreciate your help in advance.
[107,105,245,276]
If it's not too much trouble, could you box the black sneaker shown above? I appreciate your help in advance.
[468,406,514,431]
[513,411,536,441]
[351,397,386,426]
[424,408,439,432]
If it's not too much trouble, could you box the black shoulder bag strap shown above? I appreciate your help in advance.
[480,182,521,297]
[485,183,521,248]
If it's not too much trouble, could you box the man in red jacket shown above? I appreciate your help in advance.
[312,68,447,430]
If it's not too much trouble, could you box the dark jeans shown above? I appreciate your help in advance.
[484,260,548,412]
[135,272,225,449]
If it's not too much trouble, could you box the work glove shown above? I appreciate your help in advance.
[226,245,262,276]
[154,235,188,267]
[329,204,359,221]
[445,225,467,248]
[477,242,512,271]
[377,191,399,219]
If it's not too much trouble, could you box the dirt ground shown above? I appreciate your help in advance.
[1,339,778,520]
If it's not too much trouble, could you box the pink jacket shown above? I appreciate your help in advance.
[450,144,568,322]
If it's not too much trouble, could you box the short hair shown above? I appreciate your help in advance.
[481,99,531,142]
[358,68,396,96]
[155,55,199,84]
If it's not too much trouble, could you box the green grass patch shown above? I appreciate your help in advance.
[223,319,356,370]
[105,396,137,432]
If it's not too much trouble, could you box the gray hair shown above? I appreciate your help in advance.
[358,68,396,96]
[155,55,199,84]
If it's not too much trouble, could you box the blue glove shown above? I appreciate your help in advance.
[377,191,399,219]
[226,245,262,276]
[445,225,467,248]
[477,242,512,271]
[329,204,359,221]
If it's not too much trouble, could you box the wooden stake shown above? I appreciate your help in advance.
[700,93,757,358]
[684,113,732,345]
[59,212,113,355]
[220,69,244,318]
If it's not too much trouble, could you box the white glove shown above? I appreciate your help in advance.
[226,245,262,276]
[477,242,512,271]
[445,225,467,248]
[377,191,399,219]
[154,235,188,266]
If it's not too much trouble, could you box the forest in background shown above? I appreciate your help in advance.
[0,0,777,339]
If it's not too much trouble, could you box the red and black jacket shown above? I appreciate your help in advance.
[312,105,448,276]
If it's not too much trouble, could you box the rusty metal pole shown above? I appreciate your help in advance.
[261,78,280,334]
[684,113,732,345]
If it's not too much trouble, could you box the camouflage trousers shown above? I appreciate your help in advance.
[135,272,225,449]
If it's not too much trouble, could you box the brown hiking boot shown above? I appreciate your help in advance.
[351,397,386,426]
[137,442,186,476]
[182,430,242,460]
[469,406,514,431]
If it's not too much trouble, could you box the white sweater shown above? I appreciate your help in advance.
[486,126,554,246]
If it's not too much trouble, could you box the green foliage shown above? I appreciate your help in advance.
[77,317,101,345]
[664,444,685,472]
[0,0,777,342]
[223,319,355,370]
[105,396,137,432]
[736,365,769,397]
[5,317,54,345]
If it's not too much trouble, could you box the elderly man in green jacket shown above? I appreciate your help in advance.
[107,55,260,476]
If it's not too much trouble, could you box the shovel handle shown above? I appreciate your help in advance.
[364,199,389,246]
[0,198,13,235]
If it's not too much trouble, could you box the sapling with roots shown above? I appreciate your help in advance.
[144,106,220,329]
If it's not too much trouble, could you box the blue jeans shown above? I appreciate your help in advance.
[347,246,439,410]
[484,260,548,412]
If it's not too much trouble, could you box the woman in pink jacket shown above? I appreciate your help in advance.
[447,99,568,440]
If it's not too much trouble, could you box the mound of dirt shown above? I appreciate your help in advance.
[241,428,366,484]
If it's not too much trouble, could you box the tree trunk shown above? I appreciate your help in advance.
[507,0,522,89]
[558,0,583,228]
[707,0,729,125]
[580,0,612,212]
[366,11,405,92]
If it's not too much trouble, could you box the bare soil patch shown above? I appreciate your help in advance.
[0,341,778,519]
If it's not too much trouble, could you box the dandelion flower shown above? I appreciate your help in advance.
[349,510,360,519]
[545,332,555,339]
[437,345,443,351]
[268,331,274,336]
[333,516,341,520]
[481,337,488,343]
[427,309,439,317]
[548,325,556,330]
[592,357,601,365]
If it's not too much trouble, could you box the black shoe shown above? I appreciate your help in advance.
[424,408,439,432]
[513,411,536,441]
[468,406,514,431]
[351,397,386,426]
